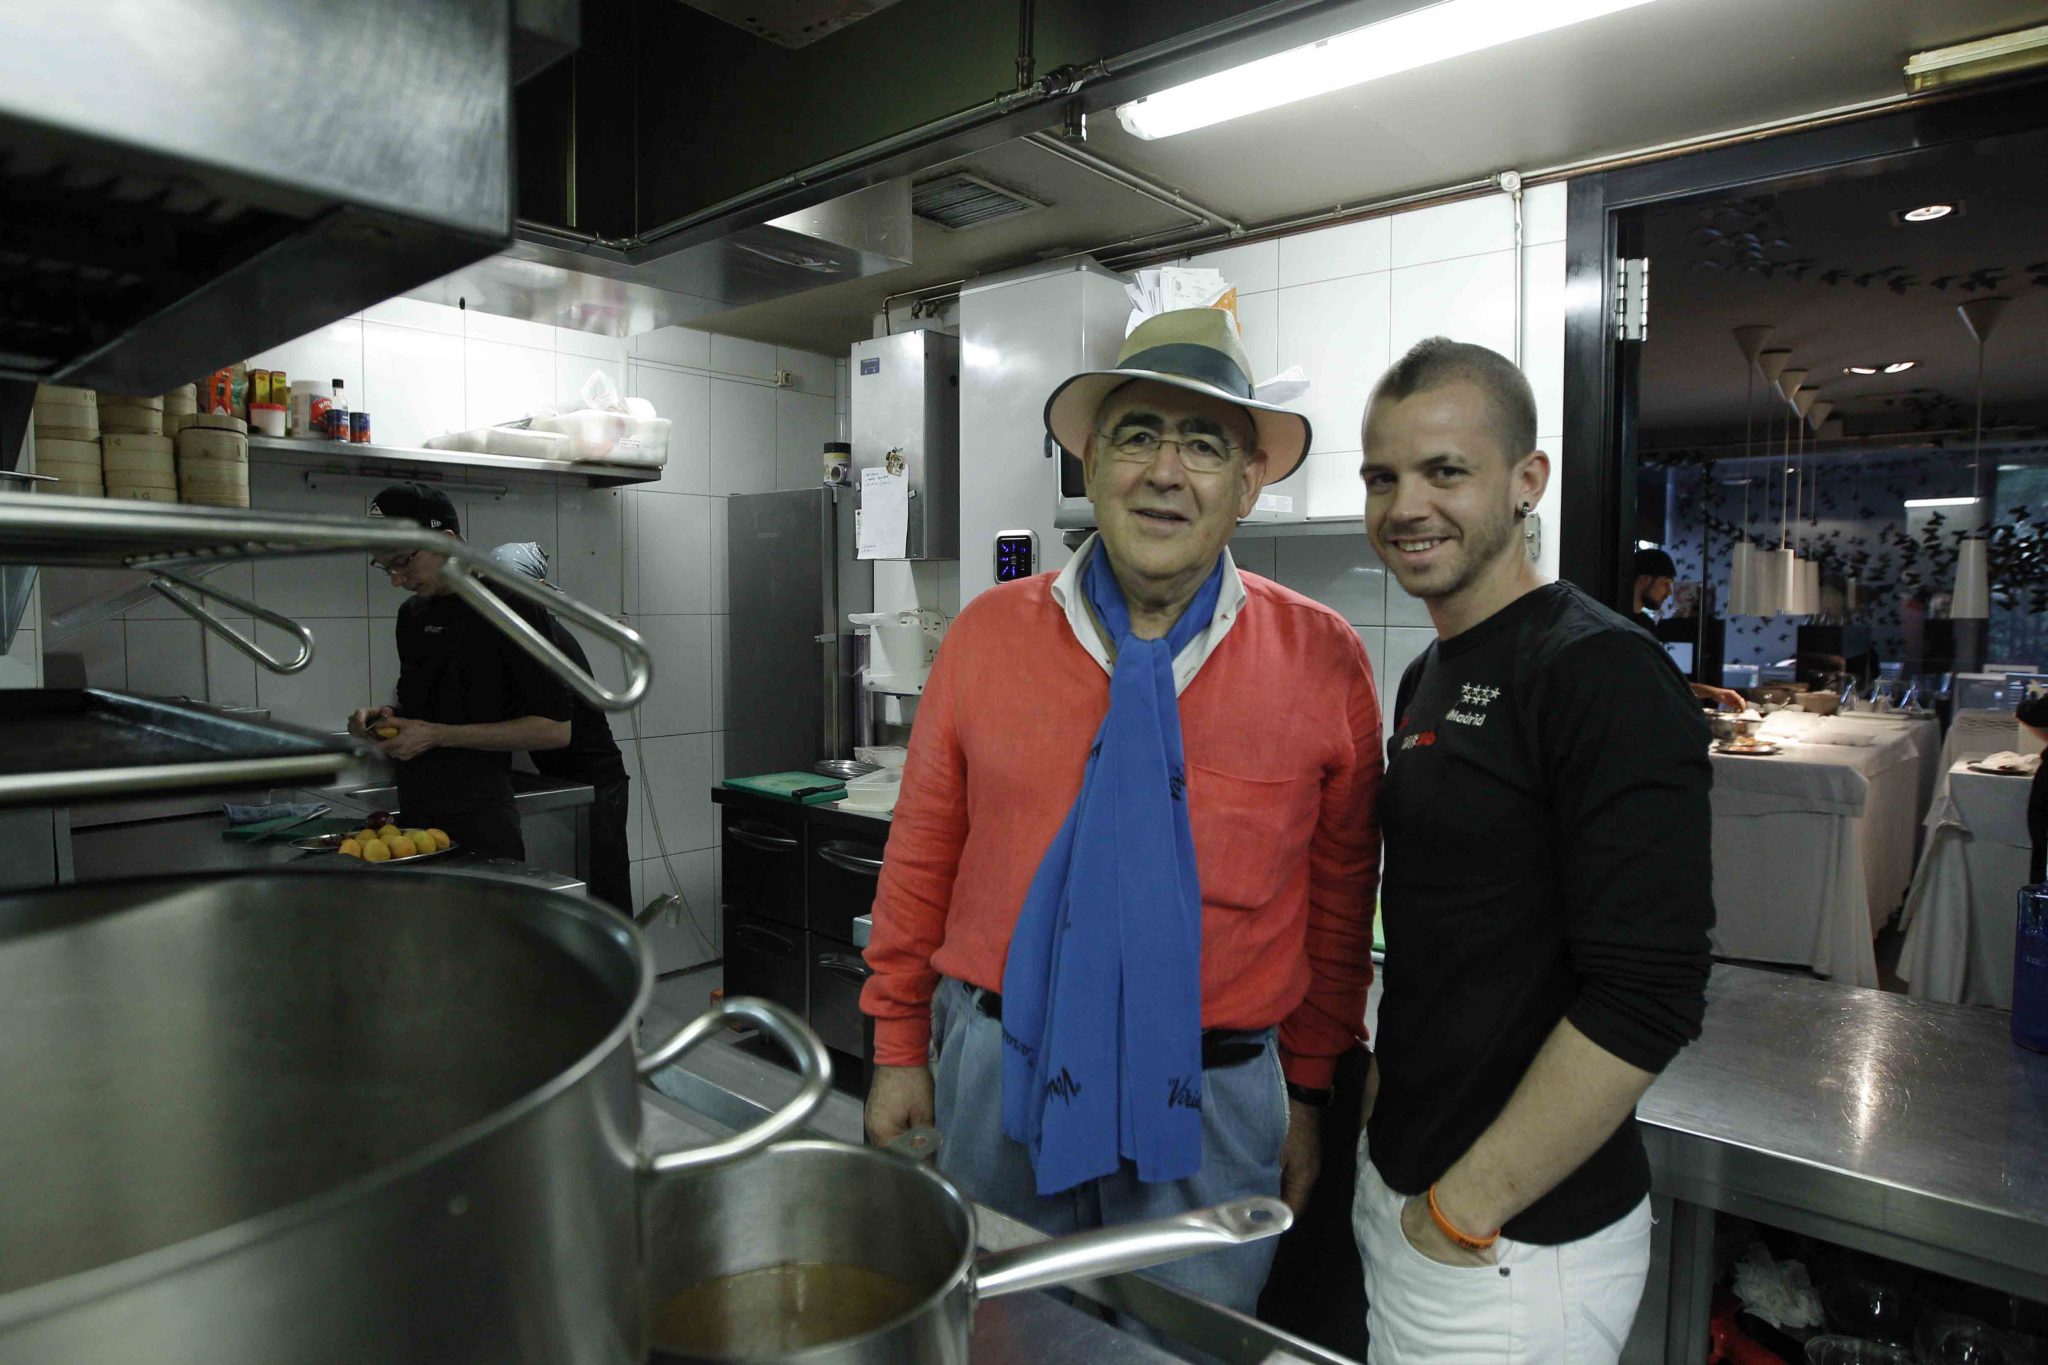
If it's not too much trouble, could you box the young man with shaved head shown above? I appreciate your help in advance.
[1353,338,1714,1364]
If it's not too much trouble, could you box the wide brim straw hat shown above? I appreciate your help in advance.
[1043,306,1311,483]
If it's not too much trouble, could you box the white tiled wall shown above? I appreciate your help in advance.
[1185,181,1567,567]
[32,297,835,974]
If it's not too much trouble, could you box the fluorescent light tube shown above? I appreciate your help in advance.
[1904,22,2048,93]
[1116,0,1666,141]
[1904,497,1981,508]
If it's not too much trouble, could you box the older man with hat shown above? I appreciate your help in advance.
[861,308,1383,1318]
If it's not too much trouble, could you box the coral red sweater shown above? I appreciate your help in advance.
[859,563,1381,1088]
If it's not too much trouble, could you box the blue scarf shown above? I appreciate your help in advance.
[1000,543,1222,1195]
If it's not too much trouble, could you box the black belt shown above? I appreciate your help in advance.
[972,988,1267,1070]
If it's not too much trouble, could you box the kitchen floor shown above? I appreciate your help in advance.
[652,962,723,1018]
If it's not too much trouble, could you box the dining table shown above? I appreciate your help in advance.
[1897,758,2038,1008]
[1708,721,1923,988]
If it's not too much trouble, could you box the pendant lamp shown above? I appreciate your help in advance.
[1951,296,2009,619]
[1729,325,1774,615]
[1777,372,1810,615]
[1729,482,1757,615]
[1791,390,1820,614]
[1805,400,1835,618]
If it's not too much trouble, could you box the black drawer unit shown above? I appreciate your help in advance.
[712,786,893,1065]
[718,795,806,930]
[805,808,886,945]
[807,936,874,1060]
[722,907,807,1021]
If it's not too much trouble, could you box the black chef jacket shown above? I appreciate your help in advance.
[392,593,574,825]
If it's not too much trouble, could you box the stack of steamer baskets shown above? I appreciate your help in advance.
[31,385,103,496]
[97,392,179,504]
[176,408,250,508]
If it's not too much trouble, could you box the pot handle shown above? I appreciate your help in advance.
[972,1196,1292,1300]
[636,996,834,1177]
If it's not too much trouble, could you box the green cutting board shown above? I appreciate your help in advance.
[724,772,848,804]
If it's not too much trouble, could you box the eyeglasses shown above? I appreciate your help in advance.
[371,551,418,576]
[1095,427,1239,474]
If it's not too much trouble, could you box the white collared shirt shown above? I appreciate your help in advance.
[1047,533,1248,696]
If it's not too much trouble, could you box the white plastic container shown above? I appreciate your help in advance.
[527,409,670,465]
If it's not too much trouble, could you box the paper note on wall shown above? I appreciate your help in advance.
[857,467,909,559]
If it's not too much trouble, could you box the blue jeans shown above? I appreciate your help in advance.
[928,977,1288,1318]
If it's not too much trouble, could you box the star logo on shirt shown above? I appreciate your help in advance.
[1459,683,1501,707]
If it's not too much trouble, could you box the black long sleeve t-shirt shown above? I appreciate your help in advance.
[1367,582,1715,1244]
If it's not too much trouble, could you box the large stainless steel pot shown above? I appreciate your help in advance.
[0,871,830,1364]
[645,1140,1292,1364]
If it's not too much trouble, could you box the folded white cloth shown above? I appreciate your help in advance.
[1804,718,1881,747]
[1973,751,2041,774]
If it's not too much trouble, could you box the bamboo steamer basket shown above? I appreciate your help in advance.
[41,474,105,498]
[99,392,165,410]
[97,403,164,436]
[34,437,102,468]
[101,434,175,470]
[33,402,98,437]
[36,461,106,488]
[176,427,249,462]
[34,384,95,406]
[107,485,181,504]
[105,467,179,491]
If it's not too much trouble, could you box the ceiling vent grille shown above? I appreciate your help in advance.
[911,173,1042,231]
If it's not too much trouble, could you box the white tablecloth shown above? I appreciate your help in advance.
[1936,708,2026,774]
[1709,731,1922,988]
[1897,761,2036,1007]
[1762,710,1941,829]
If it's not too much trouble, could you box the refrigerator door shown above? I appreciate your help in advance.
[724,488,865,779]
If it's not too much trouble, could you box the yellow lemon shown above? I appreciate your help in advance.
[375,725,400,739]
[338,838,362,858]
[402,828,431,850]
[362,839,391,863]
[377,823,401,842]
[388,835,418,859]
[355,828,377,844]
[427,828,451,850]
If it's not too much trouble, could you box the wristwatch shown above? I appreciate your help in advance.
[1286,1081,1335,1109]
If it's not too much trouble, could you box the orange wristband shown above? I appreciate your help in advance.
[1427,1184,1500,1251]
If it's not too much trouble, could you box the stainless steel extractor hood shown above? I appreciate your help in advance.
[0,0,520,394]
[407,179,913,337]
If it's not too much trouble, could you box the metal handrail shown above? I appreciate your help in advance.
[148,568,316,675]
[0,492,653,712]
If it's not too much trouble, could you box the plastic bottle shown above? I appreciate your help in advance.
[2015,885,2048,1053]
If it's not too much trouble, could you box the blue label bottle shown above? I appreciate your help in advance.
[2016,885,2048,1054]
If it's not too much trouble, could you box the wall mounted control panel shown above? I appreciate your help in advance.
[994,529,1038,583]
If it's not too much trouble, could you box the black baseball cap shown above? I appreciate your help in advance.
[367,481,459,535]
[1633,547,1677,579]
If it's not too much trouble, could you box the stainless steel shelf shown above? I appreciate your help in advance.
[246,434,661,488]
[0,492,651,713]
[0,690,385,808]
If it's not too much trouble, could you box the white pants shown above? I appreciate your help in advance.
[1353,1138,1652,1364]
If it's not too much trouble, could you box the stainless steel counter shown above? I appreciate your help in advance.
[62,776,596,894]
[1641,965,2048,1296]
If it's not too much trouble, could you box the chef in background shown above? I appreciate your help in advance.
[489,542,634,914]
[349,483,572,861]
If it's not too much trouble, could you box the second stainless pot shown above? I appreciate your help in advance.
[646,1139,1291,1364]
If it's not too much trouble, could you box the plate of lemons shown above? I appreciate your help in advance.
[297,822,454,863]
